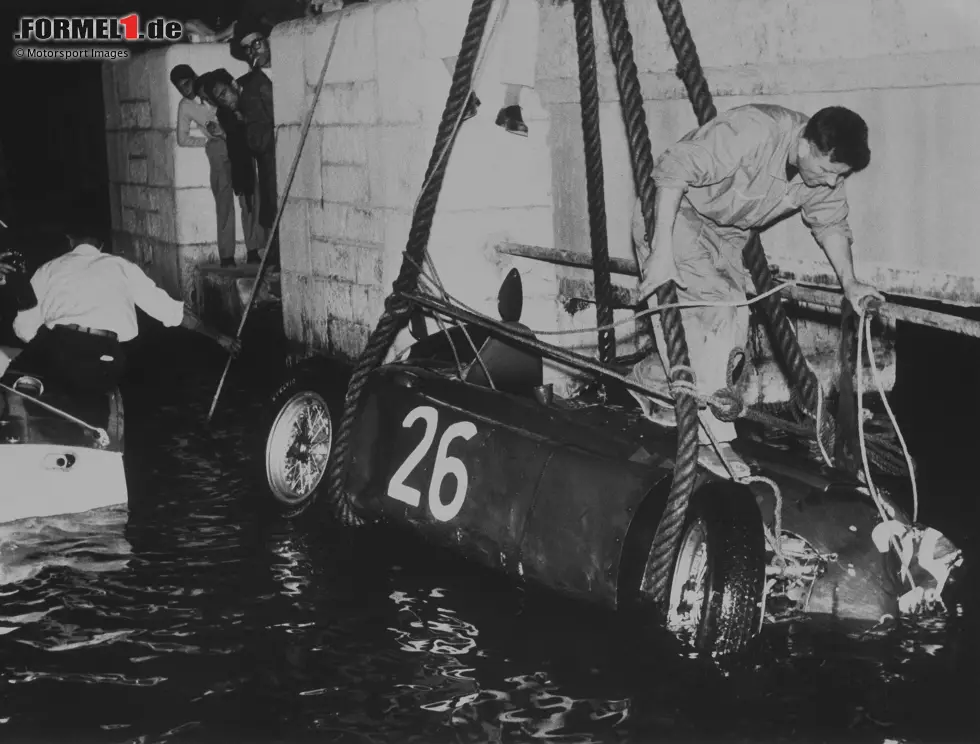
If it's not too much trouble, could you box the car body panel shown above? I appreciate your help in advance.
[334,325,937,625]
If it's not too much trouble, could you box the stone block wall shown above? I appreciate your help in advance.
[273,0,646,391]
[267,0,980,393]
[102,45,250,311]
[101,0,980,392]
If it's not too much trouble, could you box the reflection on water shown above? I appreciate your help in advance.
[0,505,131,586]
[0,328,975,743]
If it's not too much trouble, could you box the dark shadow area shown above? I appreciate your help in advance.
[0,1,244,232]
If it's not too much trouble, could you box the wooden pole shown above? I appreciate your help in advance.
[206,14,345,423]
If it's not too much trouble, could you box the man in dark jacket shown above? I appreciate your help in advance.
[237,24,279,267]
[198,69,266,265]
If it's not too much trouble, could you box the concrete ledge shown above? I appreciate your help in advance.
[198,265,283,334]
[538,49,980,106]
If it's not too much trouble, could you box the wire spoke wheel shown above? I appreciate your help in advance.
[666,517,710,641]
[266,391,333,507]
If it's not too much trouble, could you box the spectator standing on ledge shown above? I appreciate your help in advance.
[237,25,279,268]
[199,69,267,266]
[170,64,238,268]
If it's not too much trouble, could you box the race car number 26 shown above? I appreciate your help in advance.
[386,405,477,522]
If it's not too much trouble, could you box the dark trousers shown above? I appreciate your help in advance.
[207,138,236,260]
[11,326,126,427]
[255,148,280,266]
[14,326,126,394]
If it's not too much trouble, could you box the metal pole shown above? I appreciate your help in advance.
[495,241,980,339]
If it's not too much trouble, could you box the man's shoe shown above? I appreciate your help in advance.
[246,250,261,264]
[220,257,235,268]
[699,442,752,480]
[462,93,480,123]
[495,105,529,137]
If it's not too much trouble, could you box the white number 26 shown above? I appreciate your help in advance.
[386,406,477,522]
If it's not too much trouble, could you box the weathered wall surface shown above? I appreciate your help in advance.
[101,46,250,310]
[101,0,980,391]
[268,0,980,391]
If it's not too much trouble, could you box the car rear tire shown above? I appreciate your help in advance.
[656,485,765,655]
[262,362,344,519]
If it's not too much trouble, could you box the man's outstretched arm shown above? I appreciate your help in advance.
[818,231,884,315]
[181,307,242,356]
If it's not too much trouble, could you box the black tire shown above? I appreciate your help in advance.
[658,484,765,655]
[261,360,346,519]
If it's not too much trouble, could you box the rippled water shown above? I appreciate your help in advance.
[1,320,976,743]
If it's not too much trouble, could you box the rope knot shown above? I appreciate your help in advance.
[708,387,744,422]
[666,363,699,402]
[384,293,414,318]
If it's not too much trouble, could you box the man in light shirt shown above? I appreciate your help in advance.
[629,104,884,479]
[171,64,239,268]
[10,229,240,397]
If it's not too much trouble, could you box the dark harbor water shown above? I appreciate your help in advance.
[1,316,977,744]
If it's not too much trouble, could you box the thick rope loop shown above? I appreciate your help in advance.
[384,292,414,318]
[598,0,701,613]
[327,0,496,526]
[708,387,744,423]
[573,0,615,365]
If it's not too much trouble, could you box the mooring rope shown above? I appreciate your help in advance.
[652,0,824,434]
[573,0,615,365]
[327,0,496,525]
[596,0,700,612]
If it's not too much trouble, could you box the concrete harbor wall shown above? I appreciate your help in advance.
[103,0,980,392]
[101,45,252,313]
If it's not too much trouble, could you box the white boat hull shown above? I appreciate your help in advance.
[0,443,127,524]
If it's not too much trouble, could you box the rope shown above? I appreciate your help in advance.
[739,475,785,565]
[573,0,615,364]
[598,0,701,612]
[857,310,918,590]
[0,380,109,447]
[327,0,496,526]
[857,311,919,523]
[410,251,910,480]
[654,0,833,469]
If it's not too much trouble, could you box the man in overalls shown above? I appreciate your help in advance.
[630,104,883,479]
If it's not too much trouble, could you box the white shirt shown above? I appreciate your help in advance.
[13,244,185,343]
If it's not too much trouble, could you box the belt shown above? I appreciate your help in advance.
[56,323,118,341]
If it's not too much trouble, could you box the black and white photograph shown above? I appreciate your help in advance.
[0,1,976,742]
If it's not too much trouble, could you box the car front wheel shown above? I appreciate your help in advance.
[657,485,766,655]
[262,368,340,519]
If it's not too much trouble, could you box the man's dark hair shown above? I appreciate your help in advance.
[169,64,196,86]
[197,68,236,99]
[803,107,870,171]
[67,222,108,252]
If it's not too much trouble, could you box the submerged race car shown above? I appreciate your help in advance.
[260,271,963,654]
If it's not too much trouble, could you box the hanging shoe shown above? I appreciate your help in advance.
[462,93,480,123]
[495,105,528,137]
[698,442,753,481]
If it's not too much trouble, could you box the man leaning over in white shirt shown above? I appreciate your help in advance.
[11,229,240,397]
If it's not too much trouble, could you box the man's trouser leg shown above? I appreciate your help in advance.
[256,149,279,266]
[10,326,126,427]
[634,205,751,445]
[496,0,540,89]
[239,174,266,257]
[207,139,236,261]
